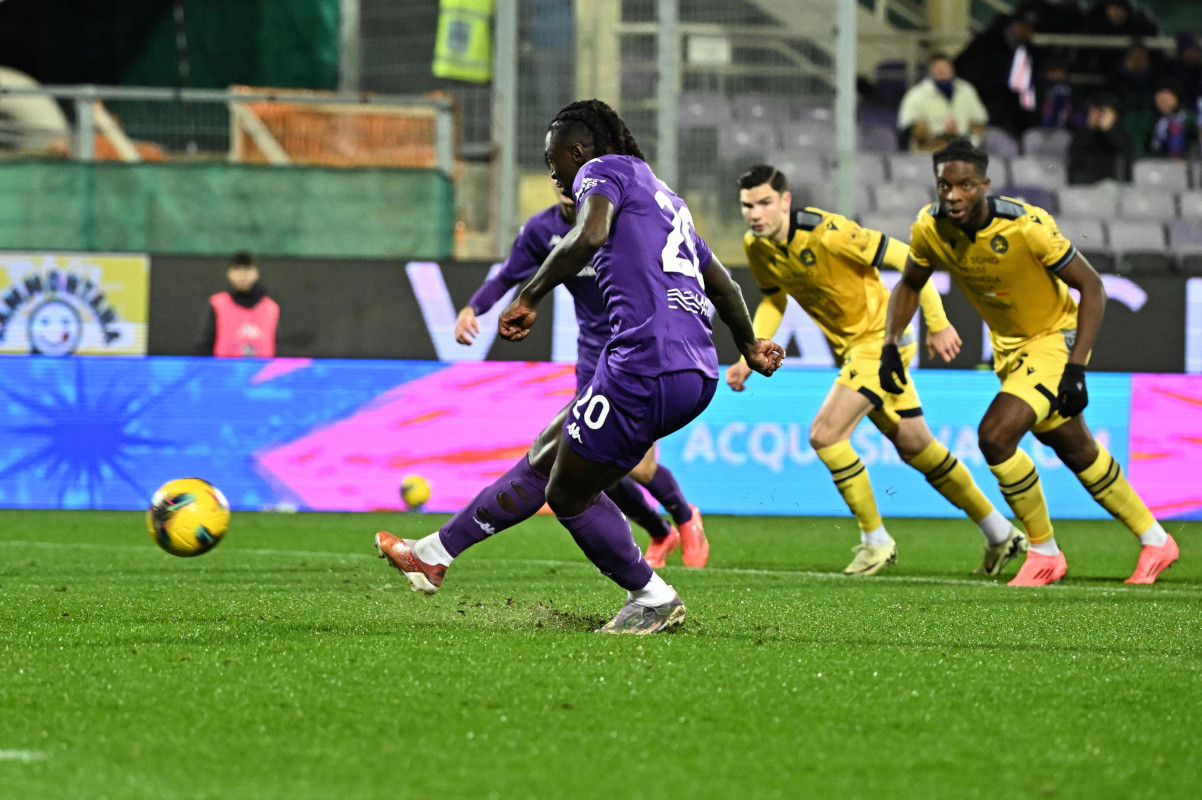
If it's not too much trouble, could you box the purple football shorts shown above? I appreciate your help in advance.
[562,355,716,469]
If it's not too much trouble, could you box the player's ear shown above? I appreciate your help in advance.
[781,191,792,211]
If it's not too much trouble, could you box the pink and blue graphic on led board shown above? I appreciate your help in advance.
[654,369,1135,519]
[1129,374,1202,520]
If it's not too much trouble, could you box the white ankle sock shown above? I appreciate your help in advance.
[630,572,677,607]
[861,526,892,547]
[414,532,453,566]
[978,510,1013,545]
[1029,536,1060,556]
[1138,521,1169,547]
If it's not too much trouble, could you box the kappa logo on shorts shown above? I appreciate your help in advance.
[1027,366,1036,375]
[990,234,1009,254]
[567,421,583,442]
[849,369,858,379]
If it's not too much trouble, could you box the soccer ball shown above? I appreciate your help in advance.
[147,478,231,557]
[400,475,431,509]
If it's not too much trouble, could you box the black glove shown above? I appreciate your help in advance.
[1057,362,1088,418]
[879,343,907,395]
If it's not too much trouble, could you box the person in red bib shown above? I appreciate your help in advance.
[197,251,279,357]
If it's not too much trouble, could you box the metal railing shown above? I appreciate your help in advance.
[0,85,457,175]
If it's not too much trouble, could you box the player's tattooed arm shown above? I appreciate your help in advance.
[703,254,784,377]
[499,194,614,341]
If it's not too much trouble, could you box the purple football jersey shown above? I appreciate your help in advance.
[572,155,717,378]
[468,204,610,369]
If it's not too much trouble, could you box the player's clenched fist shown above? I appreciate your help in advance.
[744,338,785,377]
[498,296,538,341]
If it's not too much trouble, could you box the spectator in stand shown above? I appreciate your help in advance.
[1170,33,1202,116]
[196,251,279,357]
[1146,80,1199,159]
[1037,55,1077,128]
[955,4,1042,139]
[897,54,989,151]
[1067,93,1133,183]
[1025,1,1085,34]
[1081,0,1160,76]
[1111,42,1160,117]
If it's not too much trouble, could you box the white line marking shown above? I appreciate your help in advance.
[1,541,1196,596]
[0,750,47,762]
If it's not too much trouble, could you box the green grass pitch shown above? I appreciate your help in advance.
[1,510,1199,799]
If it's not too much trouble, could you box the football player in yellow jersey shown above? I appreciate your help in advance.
[728,165,1026,577]
[881,138,1179,586]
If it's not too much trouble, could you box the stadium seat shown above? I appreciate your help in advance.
[861,213,917,242]
[982,127,1020,159]
[679,92,731,129]
[1107,220,1173,275]
[1132,159,1190,191]
[1192,160,1202,190]
[1056,217,1115,272]
[859,124,898,153]
[997,185,1056,213]
[1117,187,1178,220]
[718,120,778,164]
[874,60,910,104]
[855,153,889,185]
[1178,191,1202,219]
[1057,184,1119,218]
[869,182,933,215]
[1009,155,1067,189]
[1168,219,1202,274]
[778,122,835,159]
[857,103,898,130]
[763,150,825,187]
[1021,128,1071,159]
[732,93,792,123]
[888,152,931,184]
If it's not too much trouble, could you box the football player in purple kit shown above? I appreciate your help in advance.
[453,177,709,569]
[376,100,784,634]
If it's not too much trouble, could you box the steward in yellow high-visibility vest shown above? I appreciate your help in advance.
[433,0,493,83]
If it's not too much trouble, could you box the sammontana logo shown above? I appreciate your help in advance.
[0,269,124,355]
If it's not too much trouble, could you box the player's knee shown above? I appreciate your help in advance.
[545,479,590,518]
[628,461,655,483]
[977,423,1016,464]
[808,420,837,451]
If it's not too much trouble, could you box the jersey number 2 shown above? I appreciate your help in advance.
[655,190,702,285]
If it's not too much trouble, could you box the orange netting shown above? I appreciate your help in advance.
[230,86,453,168]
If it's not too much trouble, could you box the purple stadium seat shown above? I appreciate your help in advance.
[860,213,917,242]
[888,152,932,184]
[1057,184,1119,218]
[870,182,934,215]
[859,124,898,153]
[717,120,778,164]
[732,93,793,123]
[1107,220,1173,274]
[1177,191,1202,218]
[998,185,1057,213]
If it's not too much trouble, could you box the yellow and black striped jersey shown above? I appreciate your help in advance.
[743,206,947,360]
[908,196,1078,355]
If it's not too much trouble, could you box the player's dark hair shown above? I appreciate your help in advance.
[932,137,989,177]
[231,250,255,267]
[737,164,789,193]
[549,99,645,161]
[929,52,952,63]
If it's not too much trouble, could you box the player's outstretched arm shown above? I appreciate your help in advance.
[702,254,784,377]
[499,195,614,341]
[880,257,931,393]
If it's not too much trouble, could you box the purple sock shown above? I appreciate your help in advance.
[605,477,671,540]
[558,493,652,592]
[438,455,549,557]
[643,465,692,525]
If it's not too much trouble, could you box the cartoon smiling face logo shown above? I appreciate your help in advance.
[27,298,83,356]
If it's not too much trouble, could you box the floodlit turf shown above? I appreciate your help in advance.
[1,510,1199,800]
